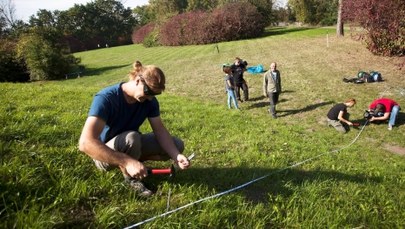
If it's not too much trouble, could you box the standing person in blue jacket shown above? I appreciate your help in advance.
[223,65,240,110]
[79,63,191,197]
[231,57,249,102]
[263,62,282,118]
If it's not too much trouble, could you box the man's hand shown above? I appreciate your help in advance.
[347,121,353,126]
[122,158,148,180]
[176,154,190,170]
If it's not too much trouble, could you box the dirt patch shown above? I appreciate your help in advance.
[383,144,405,156]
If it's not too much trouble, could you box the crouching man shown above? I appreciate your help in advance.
[326,98,356,133]
[79,63,190,197]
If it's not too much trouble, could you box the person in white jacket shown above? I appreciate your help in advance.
[263,62,282,118]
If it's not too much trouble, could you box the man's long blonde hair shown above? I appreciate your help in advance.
[129,61,166,91]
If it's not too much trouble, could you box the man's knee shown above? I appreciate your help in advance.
[174,138,185,153]
[123,131,142,159]
[335,125,347,133]
[125,131,142,148]
[106,131,142,159]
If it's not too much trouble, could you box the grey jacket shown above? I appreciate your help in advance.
[263,70,281,95]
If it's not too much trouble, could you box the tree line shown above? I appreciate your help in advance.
[1,0,403,82]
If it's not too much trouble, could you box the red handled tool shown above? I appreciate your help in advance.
[148,164,175,177]
[146,153,195,178]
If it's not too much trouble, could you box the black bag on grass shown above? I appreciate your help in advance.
[358,70,383,83]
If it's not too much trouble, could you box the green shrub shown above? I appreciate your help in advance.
[0,39,29,82]
[16,30,80,81]
[142,29,160,48]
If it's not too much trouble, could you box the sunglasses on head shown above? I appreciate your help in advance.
[138,75,161,96]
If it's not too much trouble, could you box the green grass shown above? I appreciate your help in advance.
[1,26,405,228]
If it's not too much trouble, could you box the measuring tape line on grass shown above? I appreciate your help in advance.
[124,121,369,229]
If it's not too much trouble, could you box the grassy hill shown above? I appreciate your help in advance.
[1,26,404,228]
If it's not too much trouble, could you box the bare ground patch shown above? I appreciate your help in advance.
[383,144,405,156]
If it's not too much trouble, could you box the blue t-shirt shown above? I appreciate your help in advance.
[88,83,160,143]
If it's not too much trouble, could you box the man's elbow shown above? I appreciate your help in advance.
[78,137,88,153]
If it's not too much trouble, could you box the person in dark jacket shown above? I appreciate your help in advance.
[231,57,249,102]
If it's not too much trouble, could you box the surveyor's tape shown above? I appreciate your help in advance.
[124,121,368,229]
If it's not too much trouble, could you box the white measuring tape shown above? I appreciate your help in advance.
[124,121,368,229]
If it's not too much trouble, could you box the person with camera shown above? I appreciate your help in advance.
[367,98,400,130]
[231,57,249,102]
[326,98,357,133]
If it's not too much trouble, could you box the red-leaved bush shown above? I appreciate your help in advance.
[158,2,265,46]
[343,0,404,56]
[132,23,156,44]
[159,11,209,46]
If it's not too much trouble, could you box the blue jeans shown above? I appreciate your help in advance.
[389,105,400,126]
[227,89,239,109]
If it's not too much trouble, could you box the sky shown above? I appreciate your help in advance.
[13,0,149,22]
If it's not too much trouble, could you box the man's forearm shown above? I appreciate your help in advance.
[80,138,131,167]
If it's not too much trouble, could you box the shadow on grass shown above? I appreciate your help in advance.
[64,63,131,80]
[277,101,334,117]
[246,91,295,109]
[149,166,382,204]
[260,27,314,38]
[395,112,405,127]
[248,95,266,102]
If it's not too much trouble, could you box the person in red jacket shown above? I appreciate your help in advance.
[368,98,400,130]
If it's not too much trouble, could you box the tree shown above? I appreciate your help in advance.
[0,38,29,82]
[343,0,405,56]
[336,0,343,36]
[288,0,312,23]
[0,0,16,27]
[288,0,338,25]
[133,5,154,26]
[247,0,275,25]
[29,9,57,28]
[0,14,6,36]
[187,0,215,12]
[26,0,137,52]
[16,28,79,80]
[148,0,182,23]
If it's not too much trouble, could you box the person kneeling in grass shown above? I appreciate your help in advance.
[79,62,190,197]
[368,98,400,131]
[326,98,356,133]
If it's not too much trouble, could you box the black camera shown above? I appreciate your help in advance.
[363,110,384,119]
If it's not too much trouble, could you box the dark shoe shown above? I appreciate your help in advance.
[127,179,153,197]
[272,114,278,119]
